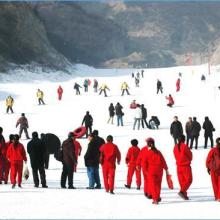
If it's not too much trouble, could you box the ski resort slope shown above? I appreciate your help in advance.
[0,64,220,219]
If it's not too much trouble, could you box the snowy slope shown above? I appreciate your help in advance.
[0,64,220,219]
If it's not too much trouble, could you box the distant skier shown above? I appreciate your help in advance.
[141,70,144,78]
[136,72,140,79]
[6,95,14,113]
[121,82,130,96]
[203,116,215,149]
[131,73,135,78]
[93,79,99,93]
[130,100,138,109]
[166,94,174,107]
[178,72,182,78]
[57,85,63,101]
[107,103,115,124]
[16,113,30,139]
[36,89,45,105]
[74,82,82,95]
[82,111,93,138]
[201,74,206,82]
[176,78,181,92]
[135,77,140,87]
[157,79,163,94]
[99,84,110,97]
[83,79,89,92]
[115,102,124,126]
[170,116,183,144]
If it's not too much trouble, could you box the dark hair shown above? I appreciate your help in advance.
[9,134,14,141]
[193,117,196,121]
[32,131,38,138]
[216,137,220,154]
[149,142,158,153]
[68,132,74,139]
[13,134,20,141]
[131,139,138,146]
[177,135,185,152]
[106,135,113,142]
[21,113,25,116]
[93,130,98,136]
[88,133,95,138]
[0,127,3,133]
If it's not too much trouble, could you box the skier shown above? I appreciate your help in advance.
[36,89,45,105]
[6,95,14,113]
[16,113,30,139]
[149,116,160,129]
[185,117,193,146]
[115,102,124,126]
[136,72,140,79]
[170,116,183,144]
[107,103,115,124]
[133,104,142,130]
[190,117,201,149]
[166,94,174,107]
[99,135,121,194]
[141,70,144,78]
[83,79,89,92]
[130,100,138,109]
[82,111,93,138]
[131,72,135,78]
[74,82,82,95]
[206,137,220,201]
[174,135,193,200]
[203,116,215,149]
[57,85,63,101]
[60,132,77,189]
[135,77,140,87]
[93,79,99,93]
[99,84,110,97]
[27,132,48,188]
[125,139,141,190]
[0,127,6,184]
[176,78,181,92]
[121,82,130,96]
[201,74,206,82]
[144,137,169,204]
[141,104,149,128]
[157,79,163,94]
[7,134,27,188]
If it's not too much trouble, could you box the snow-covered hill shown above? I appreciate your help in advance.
[0,64,219,219]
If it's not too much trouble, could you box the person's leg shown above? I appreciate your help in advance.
[61,164,68,188]
[17,162,23,185]
[94,166,101,188]
[32,168,39,187]
[39,166,47,187]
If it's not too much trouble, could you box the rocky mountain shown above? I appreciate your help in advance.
[0,1,220,72]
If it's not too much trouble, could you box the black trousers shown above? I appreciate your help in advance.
[38,98,45,105]
[32,166,46,187]
[186,135,191,146]
[190,135,199,149]
[121,89,130,96]
[86,126,92,138]
[6,106,14,113]
[44,152,50,169]
[99,89,107,97]
[204,135,214,148]
[141,118,149,128]
[61,163,74,188]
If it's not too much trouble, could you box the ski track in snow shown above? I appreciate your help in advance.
[0,64,220,219]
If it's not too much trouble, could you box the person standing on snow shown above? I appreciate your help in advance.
[115,102,124,126]
[0,127,6,184]
[190,117,201,150]
[99,84,110,97]
[176,78,181,92]
[36,89,45,105]
[133,104,142,130]
[99,135,121,194]
[7,134,27,188]
[185,117,193,146]
[124,139,141,190]
[135,77,140,87]
[174,135,193,200]
[16,113,30,139]
[57,85,63,101]
[6,95,14,114]
[203,116,215,149]
[74,82,82,95]
[83,79,89,92]
[93,79,99,93]
[72,134,82,172]
[107,103,115,124]
[82,111,93,138]
[157,79,163,94]
[144,137,169,204]
[166,94,174,107]
[170,116,183,144]
[27,132,48,188]
[206,137,220,202]
[121,82,130,96]
[141,104,149,129]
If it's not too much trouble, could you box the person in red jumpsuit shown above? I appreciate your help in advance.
[7,134,27,188]
[173,134,193,200]
[125,139,141,190]
[206,137,220,201]
[57,85,63,101]
[72,135,82,172]
[0,127,6,184]
[100,135,121,194]
[136,140,150,197]
[166,94,174,107]
[144,137,169,204]
[176,78,181,92]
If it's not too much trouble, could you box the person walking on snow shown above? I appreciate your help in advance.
[203,116,215,149]
[82,111,93,138]
[166,94,174,107]
[6,95,14,113]
[190,117,201,149]
[133,104,142,130]
[99,84,110,97]
[36,89,45,105]
[124,139,141,190]
[83,79,89,92]
[206,137,220,201]
[176,78,181,92]
[107,103,115,124]
[16,113,30,139]
[99,135,121,194]
[170,116,183,144]
[115,102,124,126]
[121,82,130,96]
[57,85,63,100]
[174,135,193,200]
[157,79,163,94]
[7,134,27,188]
[74,82,82,95]
[93,79,99,93]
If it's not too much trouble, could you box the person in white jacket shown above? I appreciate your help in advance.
[133,105,142,130]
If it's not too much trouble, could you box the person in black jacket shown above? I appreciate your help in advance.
[74,83,82,95]
[141,104,149,128]
[61,132,77,189]
[185,117,193,146]
[82,111,93,138]
[157,79,163,94]
[170,116,183,144]
[107,103,115,124]
[115,102,124,126]
[27,132,47,188]
[190,117,201,149]
[203,116,215,149]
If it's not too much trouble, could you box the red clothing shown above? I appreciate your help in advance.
[100,142,121,191]
[126,146,141,187]
[57,86,63,100]
[166,96,174,105]
[174,143,193,196]
[176,79,180,92]
[10,161,23,185]
[73,139,82,172]
[145,149,168,201]
[206,147,220,199]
